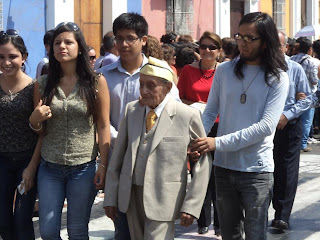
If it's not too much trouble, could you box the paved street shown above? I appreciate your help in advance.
[27,142,320,239]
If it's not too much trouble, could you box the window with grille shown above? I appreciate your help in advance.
[166,0,194,35]
[273,0,286,31]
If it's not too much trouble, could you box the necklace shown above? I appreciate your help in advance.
[199,59,216,79]
[0,80,18,100]
[240,68,261,104]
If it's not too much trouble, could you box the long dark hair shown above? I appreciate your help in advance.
[234,12,287,85]
[43,22,97,121]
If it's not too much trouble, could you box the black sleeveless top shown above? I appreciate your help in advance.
[0,80,38,153]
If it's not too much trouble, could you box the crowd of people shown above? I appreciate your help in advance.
[0,10,319,240]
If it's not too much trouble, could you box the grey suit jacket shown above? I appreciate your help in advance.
[103,96,212,221]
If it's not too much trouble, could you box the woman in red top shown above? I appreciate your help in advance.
[178,31,221,104]
[177,31,222,236]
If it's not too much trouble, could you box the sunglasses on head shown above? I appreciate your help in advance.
[89,56,96,61]
[0,29,19,38]
[55,22,79,31]
[199,44,219,51]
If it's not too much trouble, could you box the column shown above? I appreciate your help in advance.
[244,0,259,15]
[215,0,230,38]
[102,0,127,34]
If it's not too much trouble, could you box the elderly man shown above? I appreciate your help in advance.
[103,57,211,239]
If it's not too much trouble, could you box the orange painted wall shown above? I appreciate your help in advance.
[142,0,167,40]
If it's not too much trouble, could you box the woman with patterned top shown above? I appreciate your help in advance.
[177,31,222,236]
[29,22,111,240]
[0,30,40,240]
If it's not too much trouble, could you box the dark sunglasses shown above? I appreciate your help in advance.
[0,29,19,38]
[199,44,219,51]
[55,22,79,31]
[89,56,96,61]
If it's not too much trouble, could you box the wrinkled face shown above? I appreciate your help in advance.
[237,23,265,65]
[115,28,147,62]
[53,31,79,63]
[139,74,171,109]
[199,38,220,62]
[88,49,96,68]
[0,42,26,77]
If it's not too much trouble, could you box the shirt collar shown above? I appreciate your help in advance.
[117,54,148,75]
[145,94,170,119]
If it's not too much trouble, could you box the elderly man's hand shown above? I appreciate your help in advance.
[180,212,195,227]
[296,92,306,100]
[277,114,288,130]
[104,206,118,221]
[191,137,216,155]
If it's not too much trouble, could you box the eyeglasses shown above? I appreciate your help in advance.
[0,29,19,38]
[89,56,96,61]
[114,36,140,45]
[234,33,261,43]
[199,44,219,51]
[55,22,79,31]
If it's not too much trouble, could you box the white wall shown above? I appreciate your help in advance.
[215,0,230,38]
[46,0,74,30]
[102,0,127,35]
[244,0,259,15]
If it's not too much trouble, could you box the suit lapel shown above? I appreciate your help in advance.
[150,97,176,154]
[130,103,145,171]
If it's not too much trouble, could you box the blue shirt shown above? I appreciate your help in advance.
[97,55,180,146]
[101,52,119,67]
[202,59,289,172]
[283,55,311,120]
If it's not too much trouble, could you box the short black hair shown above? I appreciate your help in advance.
[103,34,115,51]
[113,12,148,38]
[297,37,312,54]
[312,39,320,59]
[160,32,177,44]
[43,29,54,45]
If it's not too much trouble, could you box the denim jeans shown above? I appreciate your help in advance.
[300,107,315,149]
[38,159,97,240]
[214,166,273,240]
[0,150,37,240]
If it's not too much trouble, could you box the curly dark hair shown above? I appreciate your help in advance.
[162,44,175,64]
[142,35,163,59]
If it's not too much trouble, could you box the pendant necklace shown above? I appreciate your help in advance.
[199,59,216,79]
[0,79,18,100]
[240,68,261,104]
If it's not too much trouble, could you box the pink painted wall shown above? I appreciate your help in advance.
[192,0,215,40]
[141,0,215,41]
[142,0,167,41]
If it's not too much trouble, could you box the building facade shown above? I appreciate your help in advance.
[1,0,319,77]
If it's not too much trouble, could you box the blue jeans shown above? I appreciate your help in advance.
[38,159,97,240]
[300,107,315,149]
[215,166,273,240]
[0,150,37,240]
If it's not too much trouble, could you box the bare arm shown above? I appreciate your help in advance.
[94,75,111,190]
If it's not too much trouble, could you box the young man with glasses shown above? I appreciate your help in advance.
[191,12,289,239]
[97,13,180,240]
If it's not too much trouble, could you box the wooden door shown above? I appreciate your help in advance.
[74,0,102,57]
